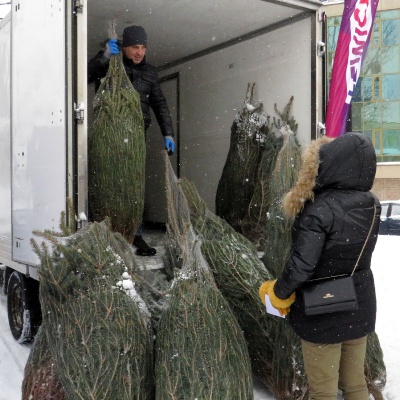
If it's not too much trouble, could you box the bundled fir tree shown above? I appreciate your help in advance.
[22,327,65,400]
[88,27,145,243]
[216,83,270,236]
[216,85,301,250]
[242,97,298,249]
[240,131,283,248]
[261,103,301,276]
[155,153,254,399]
[178,176,281,385]
[31,219,154,400]
[259,121,308,398]
[365,333,387,398]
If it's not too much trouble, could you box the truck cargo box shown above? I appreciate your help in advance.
[0,0,322,340]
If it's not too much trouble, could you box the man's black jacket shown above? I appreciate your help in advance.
[88,52,174,137]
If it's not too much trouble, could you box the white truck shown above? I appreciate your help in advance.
[0,0,323,342]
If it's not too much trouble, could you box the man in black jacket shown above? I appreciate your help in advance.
[88,25,175,256]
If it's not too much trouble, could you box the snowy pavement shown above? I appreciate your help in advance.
[0,234,399,399]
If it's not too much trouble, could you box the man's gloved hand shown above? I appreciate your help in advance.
[104,38,120,58]
[259,280,275,305]
[164,136,175,155]
[267,280,296,316]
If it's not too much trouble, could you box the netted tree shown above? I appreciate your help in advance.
[88,26,145,243]
[155,153,254,400]
[31,219,155,400]
[365,333,387,399]
[22,199,74,399]
[240,131,283,248]
[261,105,302,276]
[241,97,297,249]
[22,327,65,400]
[215,83,270,234]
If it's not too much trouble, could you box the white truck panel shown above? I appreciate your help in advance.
[0,15,11,262]
[11,0,67,266]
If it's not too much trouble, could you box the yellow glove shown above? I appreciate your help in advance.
[259,280,276,305]
[267,280,296,316]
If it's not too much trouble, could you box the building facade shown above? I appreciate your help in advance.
[323,0,400,200]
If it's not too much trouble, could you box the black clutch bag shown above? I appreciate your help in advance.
[300,205,376,317]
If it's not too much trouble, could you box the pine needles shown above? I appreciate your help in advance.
[215,83,269,235]
[88,53,145,243]
[261,124,302,277]
[156,153,254,399]
[31,220,154,400]
[22,327,65,400]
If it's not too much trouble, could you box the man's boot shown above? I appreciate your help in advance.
[133,235,157,256]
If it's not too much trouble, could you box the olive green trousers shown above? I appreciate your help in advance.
[301,336,369,400]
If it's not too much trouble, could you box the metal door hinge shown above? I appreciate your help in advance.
[318,122,326,137]
[74,102,85,123]
[73,0,83,14]
[317,41,326,57]
[76,212,88,229]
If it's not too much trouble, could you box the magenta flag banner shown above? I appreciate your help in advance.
[325,0,379,138]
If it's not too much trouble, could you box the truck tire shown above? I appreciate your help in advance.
[7,271,42,343]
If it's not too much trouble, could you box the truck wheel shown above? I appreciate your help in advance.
[7,271,41,343]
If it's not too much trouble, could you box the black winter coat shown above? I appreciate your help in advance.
[88,52,174,137]
[274,132,381,344]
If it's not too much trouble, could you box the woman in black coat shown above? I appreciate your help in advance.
[259,132,381,399]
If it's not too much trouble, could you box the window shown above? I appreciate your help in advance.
[381,203,389,218]
[327,10,400,163]
[391,204,400,218]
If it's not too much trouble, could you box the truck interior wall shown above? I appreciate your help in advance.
[144,77,179,224]
[0,15,11,262]
[159,16,313,214]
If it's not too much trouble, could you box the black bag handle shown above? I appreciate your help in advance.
[350,204,377,276]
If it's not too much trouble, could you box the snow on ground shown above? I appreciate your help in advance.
[0,296,32,399]
[0,234,399,399]
[371,235,400,400]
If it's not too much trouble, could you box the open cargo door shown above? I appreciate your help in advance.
[11,0,73,269]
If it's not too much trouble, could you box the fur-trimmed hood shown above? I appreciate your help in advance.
[283,132,377,218]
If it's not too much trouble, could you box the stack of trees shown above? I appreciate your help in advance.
[22,79,386,399]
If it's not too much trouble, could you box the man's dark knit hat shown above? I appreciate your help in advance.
[122,25,147,47]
